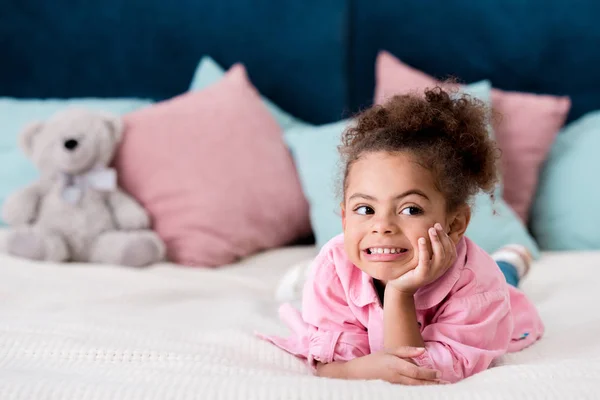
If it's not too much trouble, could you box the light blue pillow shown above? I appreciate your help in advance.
[459,80,503,195]
[531,110,600,250]
[188,56,306,131]
[0,97,152,225]
[285,81,540,258]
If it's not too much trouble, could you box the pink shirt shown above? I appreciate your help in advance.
[259,234,544,383]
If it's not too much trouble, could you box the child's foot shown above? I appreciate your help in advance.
[491,244,532,287]
[275,257,314,303]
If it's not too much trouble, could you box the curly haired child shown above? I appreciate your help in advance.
[258,86,544,384]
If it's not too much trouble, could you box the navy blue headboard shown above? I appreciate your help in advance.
[349,0,600,123]
[0,0,348,124]
[3,0,600,124]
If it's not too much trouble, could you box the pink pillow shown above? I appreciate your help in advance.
[114,64,311,267]
[375,51,571,222]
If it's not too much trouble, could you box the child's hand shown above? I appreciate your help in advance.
[344,346,442,385]
[389,223,457,295]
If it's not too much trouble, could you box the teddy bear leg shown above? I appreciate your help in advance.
[89,230,166,267]
[0,226,69,262]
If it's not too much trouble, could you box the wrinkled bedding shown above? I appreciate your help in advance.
[0,246,599,399]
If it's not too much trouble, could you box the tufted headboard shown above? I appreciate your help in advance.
[0,0,348,124]
[2,0,600,124]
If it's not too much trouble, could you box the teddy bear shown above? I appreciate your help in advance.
[0,107,166,267]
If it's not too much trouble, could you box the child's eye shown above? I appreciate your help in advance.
[355,206,374,215]
[400,206,423,216]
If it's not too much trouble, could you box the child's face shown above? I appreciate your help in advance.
[341,151,467,283]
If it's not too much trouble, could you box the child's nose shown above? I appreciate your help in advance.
[371,216,398,235]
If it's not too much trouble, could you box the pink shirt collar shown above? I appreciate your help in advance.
[349,237,467,310]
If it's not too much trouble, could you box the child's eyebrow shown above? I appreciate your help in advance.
[348,193,377,201]
[396,189,430,201]
[348,189,429,202]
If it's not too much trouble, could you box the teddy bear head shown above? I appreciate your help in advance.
[19,108,124,176]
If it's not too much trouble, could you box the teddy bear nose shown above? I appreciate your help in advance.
[64,139,79,151]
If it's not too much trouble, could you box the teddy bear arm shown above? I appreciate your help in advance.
[2,183,45,225]
[107,190,151,230]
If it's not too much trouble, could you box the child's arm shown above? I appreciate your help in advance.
[299,257,371,365]
[383,229,456,350]
[408,289,512,383]
[315,347,440,385]
[382,230,513,383]
[259,251,372,368]
[300,256,440,384]
[383,288,425,350]
[261,246,440,385]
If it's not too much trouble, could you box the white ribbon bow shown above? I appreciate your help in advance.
[60,167,117,204]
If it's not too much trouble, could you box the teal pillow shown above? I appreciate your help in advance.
[284,119,349,248]
[0,97,152,226]
[285,81,540,258]
[189,56,305,131]
[531,110,600,250]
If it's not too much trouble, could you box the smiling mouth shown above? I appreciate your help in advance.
[365,247,408,255]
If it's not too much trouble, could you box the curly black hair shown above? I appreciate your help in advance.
[340,86,500,211]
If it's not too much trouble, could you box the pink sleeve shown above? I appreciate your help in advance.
[412,290,513,383]
[299,256,370,367]
[257,251,369,371]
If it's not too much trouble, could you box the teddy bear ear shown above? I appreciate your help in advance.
[18,121,44,157]
[100,113,124,143]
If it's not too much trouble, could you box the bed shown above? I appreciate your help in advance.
[3,1,600,398]
[1,247,599,399]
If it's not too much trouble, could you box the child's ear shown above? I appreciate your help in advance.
[447,205,471,245]
[341,202,346,230]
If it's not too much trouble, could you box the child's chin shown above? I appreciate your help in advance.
[369,264,414,282]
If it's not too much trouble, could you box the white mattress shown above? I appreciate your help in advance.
[1,245,599,399]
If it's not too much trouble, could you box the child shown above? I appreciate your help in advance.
[258,86,544,385]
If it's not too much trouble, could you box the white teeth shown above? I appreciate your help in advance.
[369,247,404,254]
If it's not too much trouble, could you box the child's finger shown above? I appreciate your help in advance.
[388,346,426,358]
[390,356,440,382]
[429,226,445,269]
[393,375,442,386]
[417,237,430,277]
[435,223,454,263]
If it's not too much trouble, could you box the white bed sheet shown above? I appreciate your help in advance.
[0,246,599,399]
